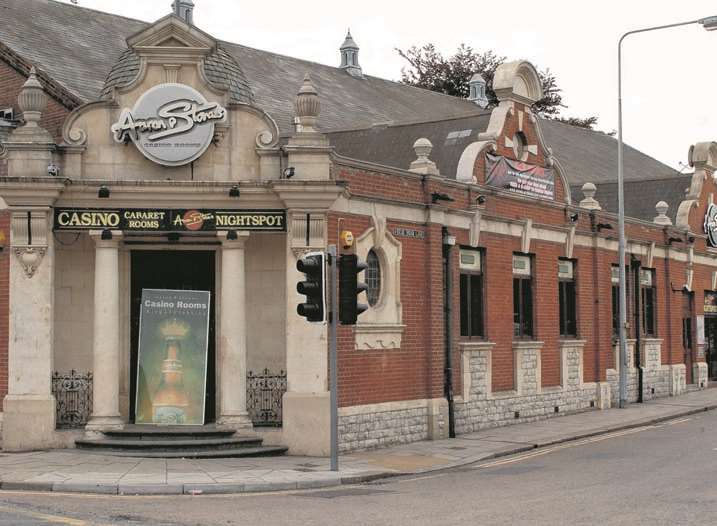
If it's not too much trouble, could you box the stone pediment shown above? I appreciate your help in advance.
[127,14,216,59]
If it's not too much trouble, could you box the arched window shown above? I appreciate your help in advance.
[366,249,382,307]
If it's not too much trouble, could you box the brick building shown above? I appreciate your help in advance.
[0,0,714,455]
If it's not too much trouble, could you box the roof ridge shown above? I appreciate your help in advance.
[327,112,491,135]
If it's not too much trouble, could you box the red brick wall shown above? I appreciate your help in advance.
[0,60,70,142]
[333,155,717,409]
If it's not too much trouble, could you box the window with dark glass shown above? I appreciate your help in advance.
[558,260,577,337]
[366,249,381,307]
[640,269,656,336]
[459,249,484,338]
[513,254,533,338]
[611,265,631,337]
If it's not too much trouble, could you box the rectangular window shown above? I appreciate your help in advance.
[459,249,484,338]
[611,265,630,337]
[640,269,656,336]
[513,254,533,338]
[558,260,577,337]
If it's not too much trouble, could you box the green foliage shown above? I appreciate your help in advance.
[398,44,599,129]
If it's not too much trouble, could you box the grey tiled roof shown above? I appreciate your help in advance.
[0,0,682,202]
[99,46,254,104]
[570,176,692,223]
[328,115,681,187]
[202,48,254,104]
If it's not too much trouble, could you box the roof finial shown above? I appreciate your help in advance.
[294,74,320,133]
[171,0,194,25]
[468,73,489,109]
[18,67,47,127]
[340,29,363,79]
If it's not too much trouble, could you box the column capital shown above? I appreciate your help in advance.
[217,231,250,248]
[89,230,123,248]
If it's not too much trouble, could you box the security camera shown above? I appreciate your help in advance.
[569,213,579,223]
[476,195,487,205]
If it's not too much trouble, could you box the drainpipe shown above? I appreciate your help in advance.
[631,257,643,403]
[442,226,456,438]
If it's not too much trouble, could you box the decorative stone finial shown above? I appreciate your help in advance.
[653,201,672,225]
[18,67,47,126]
[468,73,489,108]
[579,182,601,210]
[340,29,363,78]
[294,74,320,133]
[409,138,440,176]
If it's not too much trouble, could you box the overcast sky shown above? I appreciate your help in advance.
[60,0,717,172]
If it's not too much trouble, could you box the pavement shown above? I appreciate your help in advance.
[0,388,715,496]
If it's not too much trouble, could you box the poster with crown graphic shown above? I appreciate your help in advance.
[135,289,211,425]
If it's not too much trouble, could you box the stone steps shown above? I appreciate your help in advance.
[75,446,289,459]
[75,425,287,459]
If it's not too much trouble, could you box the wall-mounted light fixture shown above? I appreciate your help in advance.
[100,229,113,241]
[98,185,110,199]
[432,192,454,204]
[283,167,296,179]
[229,185,240,198]
[476,195,487,205]
[442,232,456,246]
[227,230,238,241]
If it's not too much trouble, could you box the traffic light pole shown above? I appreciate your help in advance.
[327,244,339,471]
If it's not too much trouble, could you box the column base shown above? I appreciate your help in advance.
[84,415,124,439]
[282,391,330,456]
[3,395,56,451]
[216,413,254,432]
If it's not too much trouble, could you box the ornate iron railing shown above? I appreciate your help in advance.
[52,370,93,429]
[246,369,286,427]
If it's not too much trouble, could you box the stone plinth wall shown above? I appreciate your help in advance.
[338,400,429,452]
[607,339,686,405]
[454,340,599,435]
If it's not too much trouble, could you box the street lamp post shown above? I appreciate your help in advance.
[617,15,717,408]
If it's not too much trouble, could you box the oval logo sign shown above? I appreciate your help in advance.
[705,203,717,248]
[111,83,226,167]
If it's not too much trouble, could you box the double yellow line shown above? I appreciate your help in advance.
[475,425,656,469]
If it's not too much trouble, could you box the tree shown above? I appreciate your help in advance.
[397,44,598,129]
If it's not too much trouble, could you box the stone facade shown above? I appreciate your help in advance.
[338,400,429,452]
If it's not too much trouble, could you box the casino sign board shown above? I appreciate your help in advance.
[111,83,226,167]
[54,208,286,233]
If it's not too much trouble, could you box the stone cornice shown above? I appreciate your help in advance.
[0,177,66,207]
[272,181,345,210]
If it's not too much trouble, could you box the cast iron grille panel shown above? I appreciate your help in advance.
[246,369,286,427]
[52,370,93,429]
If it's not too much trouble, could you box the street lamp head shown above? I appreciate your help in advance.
[699,16,717,30]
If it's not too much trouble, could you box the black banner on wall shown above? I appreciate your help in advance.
[53,208,287,233]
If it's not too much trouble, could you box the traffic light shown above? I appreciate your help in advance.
[296,252,325,322]
[338,254,368,325]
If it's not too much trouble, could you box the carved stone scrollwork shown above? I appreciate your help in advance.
[255,130,274,148]
[66,127,88,146]
[14,246,47,278]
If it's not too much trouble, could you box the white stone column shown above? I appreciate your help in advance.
[3,208,56,451]
[217,232,253,430]
[85,230,124,434]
